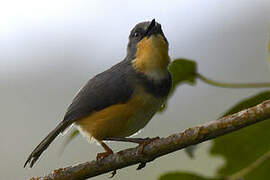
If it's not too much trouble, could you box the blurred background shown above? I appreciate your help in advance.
[0,0,269,179]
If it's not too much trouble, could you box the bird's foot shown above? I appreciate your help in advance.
[136,136,160,155]
[96,141,116,177]
[96,151,113,162]
[136,136,160,170]
[97,141,114,162]
[109,170,117,178]
[96,150,117,177]
[103,136,160,171]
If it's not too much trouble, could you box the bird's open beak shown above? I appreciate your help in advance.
[145,19,156,37]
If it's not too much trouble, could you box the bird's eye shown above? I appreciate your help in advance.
[133,32,140,37]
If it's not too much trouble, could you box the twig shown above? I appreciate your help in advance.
[29,100,270,180]
[197,73,270,88]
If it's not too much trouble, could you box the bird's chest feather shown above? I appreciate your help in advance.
[123,87,165,136]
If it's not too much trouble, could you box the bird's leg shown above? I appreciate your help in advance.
[97,141,117,177]
[105,137,160,155]
[96,141,114,161]
[105,137,160,170]
[101,137,159,171]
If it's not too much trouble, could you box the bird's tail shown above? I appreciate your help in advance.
[24,121,70,168]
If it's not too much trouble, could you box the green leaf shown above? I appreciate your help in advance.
[245,156,270,180]
[159,172,221,180]
[158,59,197,113]
[210,91,270,179]
[169,58,197,90]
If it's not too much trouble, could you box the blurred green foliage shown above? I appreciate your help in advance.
[159,172,221,180]
[169,58,197,91]
[161,91,270,180]
[210,91,270,179]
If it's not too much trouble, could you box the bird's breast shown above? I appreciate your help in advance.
[121,86,165,136]
[76,86,165,140]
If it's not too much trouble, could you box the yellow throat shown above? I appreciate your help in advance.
[132,34,170,78]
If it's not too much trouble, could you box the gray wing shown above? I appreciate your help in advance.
[24,60,135,168]
[62,60,134,126]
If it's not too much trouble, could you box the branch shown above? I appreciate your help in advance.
[30,100,270,180]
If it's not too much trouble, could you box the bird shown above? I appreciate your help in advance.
[24,19,172,168]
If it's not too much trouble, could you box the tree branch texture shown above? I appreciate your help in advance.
[30,100,270,180]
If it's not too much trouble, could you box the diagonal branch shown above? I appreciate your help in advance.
[30,100,270,180]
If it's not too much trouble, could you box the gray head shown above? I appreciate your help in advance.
[126,19,168,59]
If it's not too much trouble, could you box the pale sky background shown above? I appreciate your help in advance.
[0,0,269,179]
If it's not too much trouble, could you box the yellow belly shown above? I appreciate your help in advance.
[76,87,164,141]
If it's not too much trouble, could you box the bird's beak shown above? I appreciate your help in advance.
[145,19,156,37]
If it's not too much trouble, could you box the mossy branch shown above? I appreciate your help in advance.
[29,100,270,180]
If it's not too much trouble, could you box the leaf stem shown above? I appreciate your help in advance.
[226,150,270,180]
[197,73,270,88]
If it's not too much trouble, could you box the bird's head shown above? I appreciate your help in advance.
[127,19,170,80]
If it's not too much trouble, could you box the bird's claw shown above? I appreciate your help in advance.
[109,170,117,178]
[96,151,113,162]
[136,136,160,155]
[137,162,146,170]
[136,136,159,170]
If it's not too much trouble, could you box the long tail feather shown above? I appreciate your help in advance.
[24,121,70,168]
